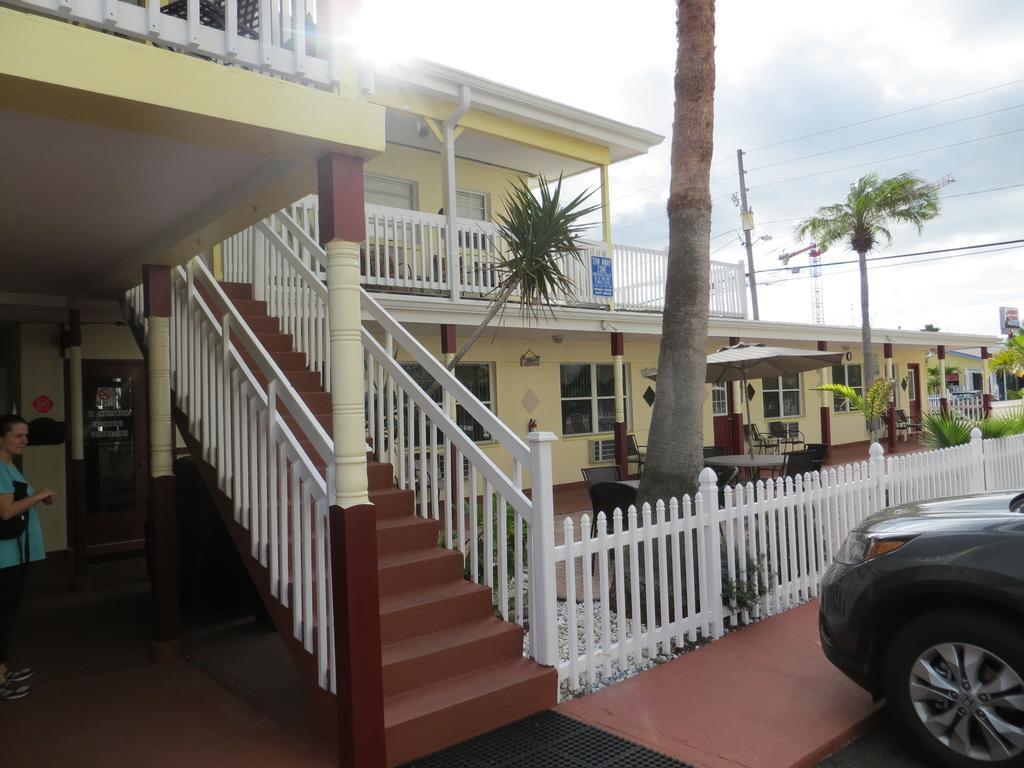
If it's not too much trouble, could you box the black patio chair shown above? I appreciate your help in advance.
[581,465,622,489]
[804,443,829,473]
[744,423,779,454]
[587,481,638,535]
[781,449,817,480]
[627,434,646,477]
[895,409,920,441]
[707,465,739,507]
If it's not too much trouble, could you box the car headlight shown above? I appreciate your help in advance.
[836,531,916,564]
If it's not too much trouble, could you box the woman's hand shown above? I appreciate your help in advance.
[36,489,57,506]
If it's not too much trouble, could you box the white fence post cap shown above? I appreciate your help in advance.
[699,466,718,485]
[869,441,885,460]
[526,431,558,444]
[970,427,983,442]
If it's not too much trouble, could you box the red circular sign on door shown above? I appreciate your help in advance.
[33,395,54,414]
[96,387,113,403]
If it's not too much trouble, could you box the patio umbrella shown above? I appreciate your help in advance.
[706,343,844,457]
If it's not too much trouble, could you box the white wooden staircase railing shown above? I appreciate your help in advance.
[127,261,339,692]
[235,206,560,660]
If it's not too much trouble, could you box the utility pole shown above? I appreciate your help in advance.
[736,149,759,320]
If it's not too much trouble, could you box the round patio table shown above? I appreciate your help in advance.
[703,453,785,482]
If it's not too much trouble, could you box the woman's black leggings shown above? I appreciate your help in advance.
[0,563,27,667]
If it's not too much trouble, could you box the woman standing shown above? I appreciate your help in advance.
[0,414,57,701]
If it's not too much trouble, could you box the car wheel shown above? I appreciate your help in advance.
[884,611,1024,768]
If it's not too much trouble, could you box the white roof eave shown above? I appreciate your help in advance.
[379,59,664,161]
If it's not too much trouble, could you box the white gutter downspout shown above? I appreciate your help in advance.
[444,85,471,302]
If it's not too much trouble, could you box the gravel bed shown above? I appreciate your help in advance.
[523,598,721,701]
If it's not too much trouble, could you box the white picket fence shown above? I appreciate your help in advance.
[552,431,1024,693]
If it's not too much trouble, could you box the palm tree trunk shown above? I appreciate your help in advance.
[857,248,877,437]
[639,0,715,506]
[447,283,516,370]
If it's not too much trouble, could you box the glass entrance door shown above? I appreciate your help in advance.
[82,361,148,549]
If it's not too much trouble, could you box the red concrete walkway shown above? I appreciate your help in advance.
[558,601,880,768]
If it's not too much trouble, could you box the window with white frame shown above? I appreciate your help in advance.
[831,362,863,413]
[365,174,417,210]
[401,362,494,442]
[711,382,728,416]
[761,373,802,418]
[560,363,630,436]
[456,190,489,221]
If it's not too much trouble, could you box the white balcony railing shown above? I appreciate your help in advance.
[7,0,339,86]
[225,197,749,318]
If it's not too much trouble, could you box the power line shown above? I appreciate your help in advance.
[760,243,1023,286]
[748,127,1024,191]
[755,238,1024,275]
[746,76,1024,153]
[747,103,1024,173]
[749,182,1024,231]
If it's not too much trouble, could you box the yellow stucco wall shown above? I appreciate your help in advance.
[383,332,933,486]
[365,143,526,218]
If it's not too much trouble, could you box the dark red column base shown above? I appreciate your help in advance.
[329,503,387,768]
[940,397,949,416]
[819,407,831,459]
[613,421,628,478]
[150,474,180,644]
[70,458,89,591]
[731,413,745,455]
[887,407,898,452]
[984,393,992,418]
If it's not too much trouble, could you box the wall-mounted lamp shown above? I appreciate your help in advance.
[519,348,541,367]
[551,335,563,344]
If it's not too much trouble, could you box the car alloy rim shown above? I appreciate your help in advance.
[909,642,1024,762]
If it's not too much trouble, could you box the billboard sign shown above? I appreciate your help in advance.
[1000,306,1020,334]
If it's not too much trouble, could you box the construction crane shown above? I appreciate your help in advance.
[778,243,824,323]
[779,174,956,325]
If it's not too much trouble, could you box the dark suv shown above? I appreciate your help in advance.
[820,491,1024,768]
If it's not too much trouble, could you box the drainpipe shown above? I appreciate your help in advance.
[443,85,471,302]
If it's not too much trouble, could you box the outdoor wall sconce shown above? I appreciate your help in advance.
[746,382,756,402]
[520,348,541,367]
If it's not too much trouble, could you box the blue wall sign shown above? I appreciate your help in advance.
[591,256,613,297]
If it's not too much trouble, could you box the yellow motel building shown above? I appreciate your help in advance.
[0,2,1005,763]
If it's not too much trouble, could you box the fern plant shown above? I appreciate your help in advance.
[815,378,895,442]
[920,411,973,448]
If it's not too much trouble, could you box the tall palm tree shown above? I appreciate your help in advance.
[639,0,716,505]
[446,174,597,369]
[798,172,940,384]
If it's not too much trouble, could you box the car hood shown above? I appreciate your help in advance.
[860,492,1024,536]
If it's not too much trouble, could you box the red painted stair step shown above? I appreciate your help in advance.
[380,617,525,698]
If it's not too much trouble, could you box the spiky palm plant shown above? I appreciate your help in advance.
[798,173,940,383]
[446,174,598,369]
[816,378,895,443]
[920,411,974,448]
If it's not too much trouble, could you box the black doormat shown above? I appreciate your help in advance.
[400,710,694,767]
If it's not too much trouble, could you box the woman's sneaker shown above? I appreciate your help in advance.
[0,681,29,701]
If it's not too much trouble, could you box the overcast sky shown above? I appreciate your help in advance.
[362,0,1024,337]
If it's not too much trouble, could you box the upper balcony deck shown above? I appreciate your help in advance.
[225,197,749,320]
[3,0,337,86]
